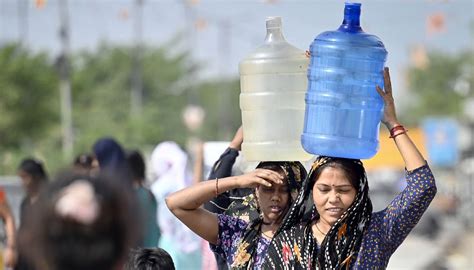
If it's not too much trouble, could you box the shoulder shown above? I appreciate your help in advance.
[217,213,249,231]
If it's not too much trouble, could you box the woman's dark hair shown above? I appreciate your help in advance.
[310,158,366,192]
[18,158,48,183]
[19,171,139,270]
[125,247,175,270]
[126,150,146,183]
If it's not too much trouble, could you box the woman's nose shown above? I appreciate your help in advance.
[329,191,340,202]
[271,191,281,201]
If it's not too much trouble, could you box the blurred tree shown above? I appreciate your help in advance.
[0,42,241,174]
[0,44,59,149]
[402,49,473,125]
[71,43,240,153]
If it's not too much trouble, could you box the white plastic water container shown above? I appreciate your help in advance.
[239,17,312,161]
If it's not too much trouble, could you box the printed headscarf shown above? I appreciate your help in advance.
[263,156,373,269]
[230,161,307,270]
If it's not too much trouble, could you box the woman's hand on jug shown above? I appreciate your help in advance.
[376,67,400,129]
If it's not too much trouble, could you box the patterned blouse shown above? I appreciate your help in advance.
[210,214,271,269]
[352,164,437,268]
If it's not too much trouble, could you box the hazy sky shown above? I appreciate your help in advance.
[0,0,472,101]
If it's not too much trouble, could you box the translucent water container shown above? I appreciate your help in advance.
[301,2,387,159]
[240,17,312,162]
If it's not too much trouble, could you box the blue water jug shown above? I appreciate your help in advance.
[301,2,387,159]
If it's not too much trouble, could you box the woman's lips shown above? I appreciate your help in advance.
[270,206,282,213]
[325,207,343,216]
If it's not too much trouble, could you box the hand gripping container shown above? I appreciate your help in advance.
[301,2,387,159]
[240,17,312,161]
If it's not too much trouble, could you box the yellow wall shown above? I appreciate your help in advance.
[362,128,427,171]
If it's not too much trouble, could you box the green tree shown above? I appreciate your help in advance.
[71,43,240,153]
[0,44,60,148]
[402,49,473,125]
[0,44,62,174]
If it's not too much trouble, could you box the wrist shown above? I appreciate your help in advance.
[385,121,401,130]
[389,124,408,139]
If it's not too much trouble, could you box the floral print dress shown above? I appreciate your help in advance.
[210,214,271,269]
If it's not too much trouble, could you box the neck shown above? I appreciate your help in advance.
[261,223,278,239]
[314,220,331,235]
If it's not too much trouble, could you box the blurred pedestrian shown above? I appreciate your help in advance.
[18,171,138,270]
[125,247,175,270]
[15,158,48,270]
[0,188,17,268]
[149,142,202,269]
[72,153,94,174]
[126,150,160,248]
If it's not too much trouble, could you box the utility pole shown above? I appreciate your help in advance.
[181,0,198,105]
[58,0,73,159]
[131,0,144,117]
[18,0,28,45]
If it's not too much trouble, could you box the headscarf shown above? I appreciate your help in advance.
[92,137,133,187]
[93,138,127,172]
[263,156,373,269]
[230,161,307,270]
[149,141,201,254]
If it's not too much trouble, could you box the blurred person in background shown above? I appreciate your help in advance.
[15,158,48,270]
[18,171,138,270]
[92,137,133,184]
[125,247,175,270]
[0,188,17,268]
[126,150,160,248]
[72,153,94,174]
[149,141,202,269]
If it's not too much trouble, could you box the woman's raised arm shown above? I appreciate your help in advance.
[376,67,426,171]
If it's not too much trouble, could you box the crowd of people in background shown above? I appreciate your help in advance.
[1,137,205,270]
[0,69,437,270]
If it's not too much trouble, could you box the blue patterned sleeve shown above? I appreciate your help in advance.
[209,214,249,264]
[377,164,437,254]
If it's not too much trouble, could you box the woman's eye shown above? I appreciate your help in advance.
[338,189,352,193]
[318,189,330,193]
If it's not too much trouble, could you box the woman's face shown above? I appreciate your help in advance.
[312,166,356,228]
[18,170,33,194]
[255,171,290,225]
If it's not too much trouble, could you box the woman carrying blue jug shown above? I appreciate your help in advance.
[262,67,437,269]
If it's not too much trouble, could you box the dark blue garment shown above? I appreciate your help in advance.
[92,137,133,187]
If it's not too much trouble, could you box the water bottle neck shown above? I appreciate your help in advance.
[338,2,363,33]
[265,27,286,43]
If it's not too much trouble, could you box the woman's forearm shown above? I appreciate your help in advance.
[166,176,241,212]
[387,122,426,171]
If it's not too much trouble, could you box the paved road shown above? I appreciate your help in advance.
[388,216,473,270]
